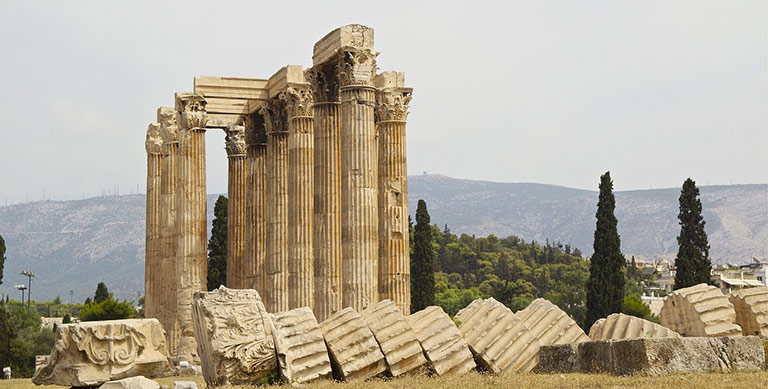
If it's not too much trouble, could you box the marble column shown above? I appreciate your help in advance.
[145,123,162,321]
[158,107,179,356]
[225,122,247,289]
[175,92,208,363]
[338,48,379,310]
[307,66,342,321]
[244,115,267,296]
[282,84,315,309]
[261,99,289,313]
[375,72,413,315]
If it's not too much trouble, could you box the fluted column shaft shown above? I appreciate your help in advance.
[263,100,289,313]
[340,85,379,310]
[312,101,342,321]
[145,123,162,321]
[245,141,267,295]
[284,86,315,310]
[225,124,247,289]
[175,93,207,363]
[377,120,409,313]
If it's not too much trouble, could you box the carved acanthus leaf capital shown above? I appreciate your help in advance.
[376,88,413,123]
[243,114,267,146]
[175,93,208,131]
[158,108,179,145]
[225,122,247,156]
[338,47,378,88]
[305,66,340,103]
[279,84,314,119]
[259,99,288,135]
[145,123,163,155]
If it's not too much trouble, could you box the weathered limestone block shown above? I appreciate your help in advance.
[319,307,387,381]
[538,336,765,376]
[729,286,768,336]
[99,375,160,389]
[515,298,590,346]
[361,300,426,376]
[271,307,332,384]
[407,306,475,376]
[455,298,539,374]
[191,287,276,386]
[32,319,173,387]
[589,313,681,340]
[660,283,742,337]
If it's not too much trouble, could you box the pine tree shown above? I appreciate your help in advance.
[207,195,228,290]
[411,199,435,313]
[585,171,625,331]
[94,282,109,303]
[673,178,712,289]
[0,234,5,286]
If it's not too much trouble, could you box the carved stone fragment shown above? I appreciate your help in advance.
[589,313,681,340]
[191,287,276,386]
[515,298,590,345]
[361,300,426,376]
[660,283,742,337]
[455,298,539,374]
[728,286,768,336]
[271,307,332,384]
[32,319,173,387]
[99,375,160,389]
[407,306,475,376]
[319,307,386,381]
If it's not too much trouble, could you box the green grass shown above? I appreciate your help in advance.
[3,371,767,389]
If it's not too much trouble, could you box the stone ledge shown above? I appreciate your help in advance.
[538,336,765,376]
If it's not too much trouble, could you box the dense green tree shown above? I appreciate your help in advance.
[621,294,657,322]
[94,282,109,303]
[5,305,55,377]
[411,200,435,313]
[208,195,228,290]
[0,236,10,373]
[585,172,625,331]
[673,178,712,290]
[62,313,71,324]
[0,234,5,286]
[81,293,136,321]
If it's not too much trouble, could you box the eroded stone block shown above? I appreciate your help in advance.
[361,300,426,376]
[538,336,765,375]
[271,307,332,384]
[729,286,768,336]
[32,319,173,387]
[191,286,276,386]
[589,313,680,340]
[408,306,475,376]
[660,283,742,337]
[456,298,539,374]
[99,375,160,389]
[319,307,386,381]
[516,298,590,345]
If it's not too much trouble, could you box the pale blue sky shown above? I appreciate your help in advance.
[0,0,766,204]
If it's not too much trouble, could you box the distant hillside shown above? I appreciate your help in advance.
[0,175,765,302]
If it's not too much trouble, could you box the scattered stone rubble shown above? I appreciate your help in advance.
[32,319,174,387]
[728,286,768,336]
[660,283,743,337]
[589,313,680,340]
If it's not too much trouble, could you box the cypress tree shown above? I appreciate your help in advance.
[411,199,435,313]
[94,282,109,303]
[585,171,625,331]
[673,178,711,289]
[207,195,228,290]
[0,234,5,287]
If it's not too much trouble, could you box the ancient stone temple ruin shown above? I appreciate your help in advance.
[143,25,413,360]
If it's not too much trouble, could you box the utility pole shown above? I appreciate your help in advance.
[20,270,35,309]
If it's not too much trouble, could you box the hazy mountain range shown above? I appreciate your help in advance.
[0,174,765,302]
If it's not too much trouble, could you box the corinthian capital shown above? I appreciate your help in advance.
[375,72,413,122]
[338,47,378,88]
[259,99,288,135]
[279,84,314,119]
[145,123,163,155]
[225,122,247,156]
[157,107,179,144]
[175,92,208,130]
[305,66,340,103]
